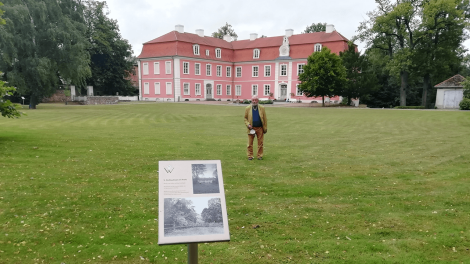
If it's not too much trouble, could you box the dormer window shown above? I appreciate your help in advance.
[314,44,322,52]
[206,50,209,56]
[253,49,260,59]
[215,48,221,58]
[193,44,200,55]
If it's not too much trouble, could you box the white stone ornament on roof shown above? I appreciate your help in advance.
[279,36,290,57]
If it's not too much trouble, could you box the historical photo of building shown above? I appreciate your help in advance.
[164,197,224,237]
[192,164,220,194]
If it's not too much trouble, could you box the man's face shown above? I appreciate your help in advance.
[252,98,259,106]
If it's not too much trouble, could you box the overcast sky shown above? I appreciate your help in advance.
[104,0,470,57]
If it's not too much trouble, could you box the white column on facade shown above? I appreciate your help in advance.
[138,60,142,100]
[287,61,292,100]
[274,62,279,100]
[173,57,181,102]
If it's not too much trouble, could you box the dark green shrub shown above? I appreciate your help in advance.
[394,106,425,109]
[459,98,470,110]
[259,100,273,104]
[243,99,251,104]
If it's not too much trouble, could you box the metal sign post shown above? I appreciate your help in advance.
[187,243,198,264]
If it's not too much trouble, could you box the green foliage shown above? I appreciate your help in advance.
[394,106,425,109]
[243,99,251,104]
[298,47,346,106]
[258,100,273,104]
[84,1,136,96]
[302,22,326,33]
[211,22,237,39]
[0,2,5,25]
[0,72,22,118]
[0,0,91,108]
[462,77,470,99]
[459,98,470,110]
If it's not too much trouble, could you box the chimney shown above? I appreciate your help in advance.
[325,24,335,33]
[175,25,184,33]
[223,34,232,42]
[250,33,258,41]
[285,29,294,37]
[196,29,204,37]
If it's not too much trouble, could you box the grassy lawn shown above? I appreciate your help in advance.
[0,103,469,263]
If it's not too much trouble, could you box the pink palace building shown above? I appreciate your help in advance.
[137,24,350,102]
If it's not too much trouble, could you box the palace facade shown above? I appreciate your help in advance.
[137,24,350,102]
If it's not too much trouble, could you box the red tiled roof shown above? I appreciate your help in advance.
[434,74,467,88]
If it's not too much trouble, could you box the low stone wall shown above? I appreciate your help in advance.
[83,96,119,105]
[42,90,71,103]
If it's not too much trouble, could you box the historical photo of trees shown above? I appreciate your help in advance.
[164,197,224,237]
[192,164,220,194]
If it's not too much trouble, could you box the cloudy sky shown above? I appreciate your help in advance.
[104,0,470,57]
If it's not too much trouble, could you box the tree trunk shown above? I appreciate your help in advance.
[322,96,325,107]
[29,95,38,109]
[347,96,352,106]
[400,71,408,106]
[422,73,430,107]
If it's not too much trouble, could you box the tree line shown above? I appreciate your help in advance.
[0,0,135,110]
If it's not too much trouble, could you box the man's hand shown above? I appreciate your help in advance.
[248,125,253,129]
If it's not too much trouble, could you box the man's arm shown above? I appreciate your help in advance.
[244,107,252,129]
[262,107,267,133]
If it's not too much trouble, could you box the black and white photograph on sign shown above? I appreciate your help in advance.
[164,197,224,237]
[192,164,220,194]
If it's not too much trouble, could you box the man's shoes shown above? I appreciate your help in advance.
[257,157,263,160]
[248,157,253,160]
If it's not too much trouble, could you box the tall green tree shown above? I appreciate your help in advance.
[0,0,91,108]
[83,0,135,96]
[1,72,22,118]
[302,22,326,33]
[339,43,379,105]
[0,2,5,25]
[211,22,237,39]
[298,47,347,106]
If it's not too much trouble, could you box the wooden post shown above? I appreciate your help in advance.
[187,243,198,264]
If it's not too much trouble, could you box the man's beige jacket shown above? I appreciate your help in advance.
[244,105,268,134]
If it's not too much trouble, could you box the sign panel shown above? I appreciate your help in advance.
[158,160,230,245]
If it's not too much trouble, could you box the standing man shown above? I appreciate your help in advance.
[244,96,268,160]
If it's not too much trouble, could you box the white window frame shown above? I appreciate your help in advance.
[183,62,189,74]
[183,83,190,95]
[236,66,242,77]
[216,65,222,77]
[297,63,305,75]
[206,50,209,56]
[252,85,258,96]
[193,44,200,55]
[195,83,201,95]
[264,84,271,96]
[226,66,231,77]
[165,61,171,74]
[206,64,211,76]
[252,66,259,77]
[143,63,149,75]
[264,65,271,77]
[235,85,241,96]
[166,82,172,95]
[226,85,231,95]
[314,43,322,52]
[154,62,160,74]
[154,82,160,95]
[280,64,287,76]
[215,48,221,58]
[216,84,222,95]
[144,82,149,94]
[195,63,201,75]
[253,49,260,59]
[296,84,303,96]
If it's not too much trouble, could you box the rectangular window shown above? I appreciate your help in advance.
[143,63,149,75]
[195,83,201,95]
[226,66,231,77]
[165,61,171,74]
[264,65,271,77]
[235,85,241,96]
[154,82,160,95]
[280,64,287,76]
[216,65,222,77]
[298,64,305,75]
[154,62,160,74]
[144,82,149,94]
[195,63,201,75]
[252,85,258,96]
[264,85,270,96]
[166,82,172,94]
[215,48,221,58]
[216,84,222,95]
[206,50,209,56]
[183,62,189,74]
[193,45,200,55]
[183,83,190,95]
[206,64,211,76]
[252,66,259,77]
[236,66,242,77]
[296,84,303,96]
[226,85,231,95]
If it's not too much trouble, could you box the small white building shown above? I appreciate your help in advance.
[435,74,466,109]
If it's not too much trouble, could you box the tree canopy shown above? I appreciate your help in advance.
[211,22,237,39]
[298,47,346,106]
[302,22,326,33]
[0,72,22,118]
